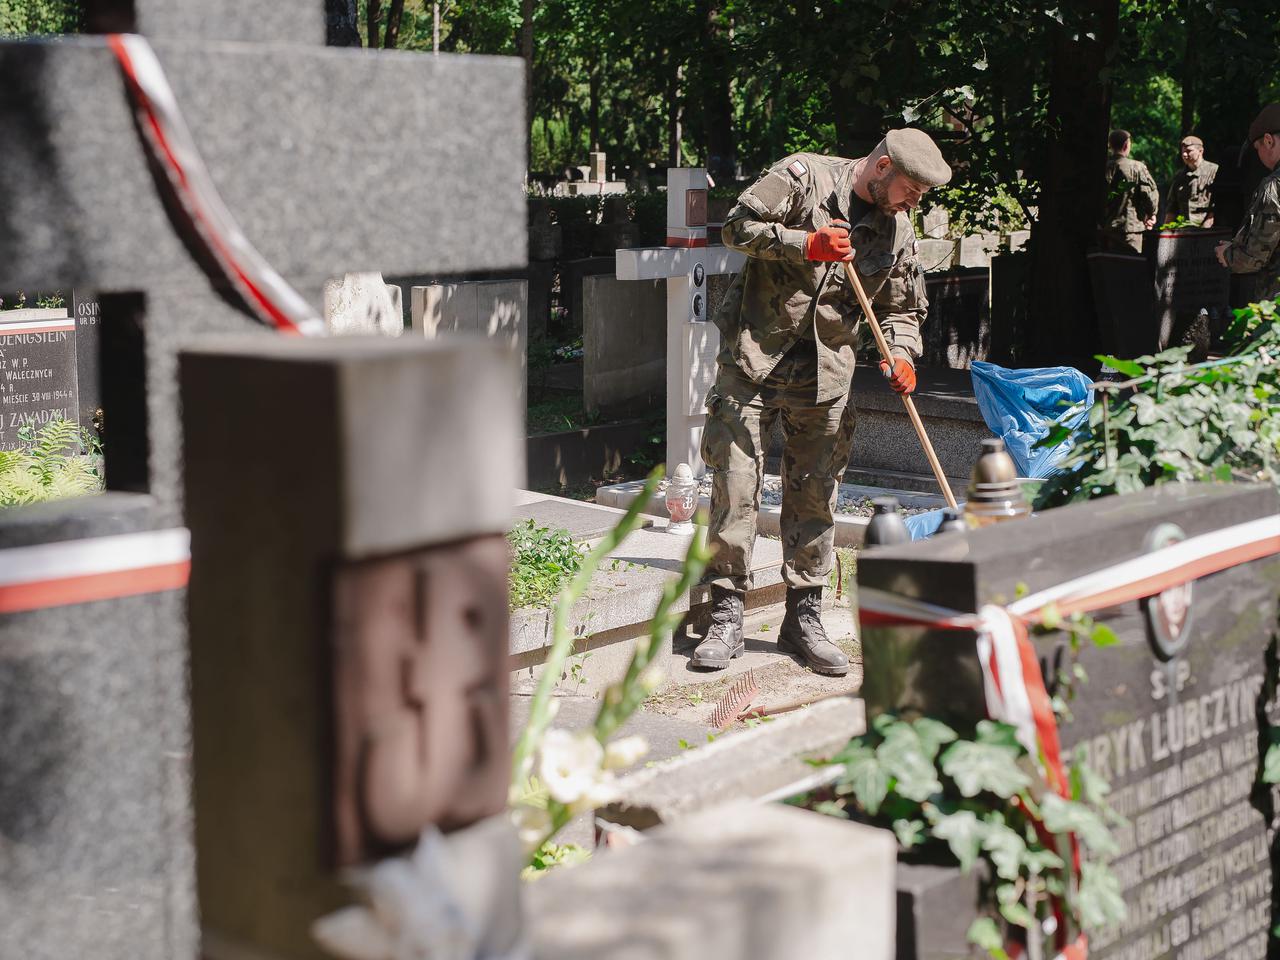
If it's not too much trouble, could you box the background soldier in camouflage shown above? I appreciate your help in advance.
[1099,129,1160,254]
[1216,104,1280,303]
[692,129,951,676]
[1165,135,1218,227]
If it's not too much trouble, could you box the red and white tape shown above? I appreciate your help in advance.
[0,528,190,614]
[108,34,325,337]
[859,513,1280,958]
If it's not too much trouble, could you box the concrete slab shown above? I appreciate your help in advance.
[512,495,653,542]
[597,696,865,831]
[528,801,897,960]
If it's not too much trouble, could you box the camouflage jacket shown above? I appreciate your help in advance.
[1165,161,1218,226]
[1224,167,1280,302]
[713,152,928,404]
[1101,155,1160,236]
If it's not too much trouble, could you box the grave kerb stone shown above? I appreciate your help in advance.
[597,696,865,831]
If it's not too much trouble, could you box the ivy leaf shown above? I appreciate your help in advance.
[932,809,985,872]
[1069,753,1112,806]
[837,742,890,815]
[913,717,959,760]
[966,917,1009,958]
[1077,862,1128,930]
[941,741,1032,798]
[981,817,1029,881]
[1040,794,1119,856]
[998,895,1035,929]
[877,724,943,802]
[975,720,1026,754]
[1022,845,1066,873]
[893,818,926,849]
[1096,355,1145,377]
[1261,727,1280,784]
[1090,623,1119,647]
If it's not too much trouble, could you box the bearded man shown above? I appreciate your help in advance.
[693,130,951,676]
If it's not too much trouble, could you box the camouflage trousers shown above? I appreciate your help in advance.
[701,338,856,594]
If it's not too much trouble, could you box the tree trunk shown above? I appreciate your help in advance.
[699,0,735,182]
[1180,0,1196,134]
[588,66,601,153]
[668,60,683,168]
[366,0,382,48]
[383,0,406,48]
[325,0,361,46]
[520,0,534,172]
[1025,0,1121,368]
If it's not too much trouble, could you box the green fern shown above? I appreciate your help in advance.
[0,418,103,507]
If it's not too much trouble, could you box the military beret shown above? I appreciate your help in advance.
[885,128,952,187]
[1179,135,1203,148]
[1248,103,1280,144]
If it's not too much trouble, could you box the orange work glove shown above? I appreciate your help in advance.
[879,357,916,394]
[805,222,853,261]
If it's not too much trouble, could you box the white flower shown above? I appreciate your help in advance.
[603,735,649,770]
[510,803,552,855]
[567,773,620,816]
[538,728,605,805]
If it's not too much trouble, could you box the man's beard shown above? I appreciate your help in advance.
[867,172,899,214]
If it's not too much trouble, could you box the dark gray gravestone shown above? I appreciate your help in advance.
[859,482,1280,960]
[1087,251,1158,362]
[0,4,525,959]
[1154,229,1232,353]
[71,288,101,430]
[922,267,990,369]
[0,309,79,447]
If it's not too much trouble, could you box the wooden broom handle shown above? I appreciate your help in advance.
[840,258,958,510]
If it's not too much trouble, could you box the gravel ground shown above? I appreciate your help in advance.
[660,475,936,517]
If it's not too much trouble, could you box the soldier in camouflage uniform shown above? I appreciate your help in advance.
[1099,129,1160,254]
[1216,104,1280,303]
[692,129,951,676]
[1165,135,1218,227]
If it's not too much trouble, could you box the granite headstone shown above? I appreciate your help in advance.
[860,482,1280,959]
[1154,229,1232,353]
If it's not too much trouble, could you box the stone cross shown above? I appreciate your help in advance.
[0,0,524,520]
[615,168,743,475]
[0,4,524,959]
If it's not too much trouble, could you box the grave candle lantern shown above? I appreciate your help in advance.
[664,462,698,534]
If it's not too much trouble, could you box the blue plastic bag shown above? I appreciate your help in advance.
[969,361,1094,479]
[903,509,946,540]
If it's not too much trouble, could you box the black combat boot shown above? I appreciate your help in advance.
[778,587,849,676]
[691,586,745,670]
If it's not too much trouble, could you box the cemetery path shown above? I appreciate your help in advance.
[645,604,861,728]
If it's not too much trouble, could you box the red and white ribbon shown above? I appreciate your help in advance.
[108,34,325,337]
[859,512,1280,958]
[0,528,190,614]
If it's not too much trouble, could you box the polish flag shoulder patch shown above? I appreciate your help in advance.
[787,159,807,178]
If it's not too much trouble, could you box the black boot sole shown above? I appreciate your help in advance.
[777,635,849,677]
[690,642,745,670]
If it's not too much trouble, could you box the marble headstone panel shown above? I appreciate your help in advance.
[0,308,79,448]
